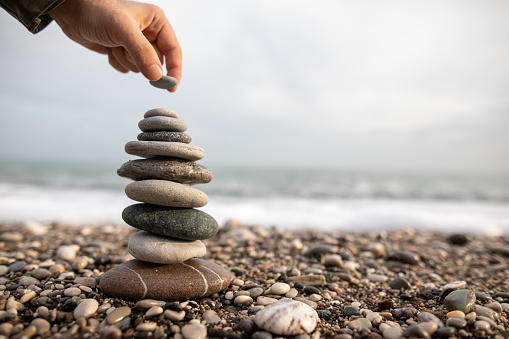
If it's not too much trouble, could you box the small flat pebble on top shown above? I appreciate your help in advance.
[144,108,179,119]
[149,75,177,89]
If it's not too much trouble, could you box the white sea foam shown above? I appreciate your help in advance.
[1,182,508,235]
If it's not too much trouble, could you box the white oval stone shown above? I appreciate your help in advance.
[125,141,204,161]
[56,246,77,261]
[125,180,208,208]
[270,283,290,295]
[73,299,99,319]
[254,298,318,336]
[128,231,206,264]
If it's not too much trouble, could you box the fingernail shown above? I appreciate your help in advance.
[146,64,163,81]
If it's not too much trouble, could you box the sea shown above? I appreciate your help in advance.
[1,160,508,235]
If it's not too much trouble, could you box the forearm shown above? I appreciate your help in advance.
[0,0,66,33]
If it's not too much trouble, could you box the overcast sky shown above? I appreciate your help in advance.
[1,0,508,173]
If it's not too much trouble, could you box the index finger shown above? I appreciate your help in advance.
[156,23,182,92]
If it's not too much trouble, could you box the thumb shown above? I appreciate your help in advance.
[121,28,163,81]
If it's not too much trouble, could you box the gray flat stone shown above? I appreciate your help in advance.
[128,231,206,264]
[149,75,177,89]
[118,157,211,184]
[138,116,187,132]
[99,258,232,301]
[122,203,218,240]
[137,131,191,143]
[125,180,208,208]
[144,108,179,119]
[125,141,204,161]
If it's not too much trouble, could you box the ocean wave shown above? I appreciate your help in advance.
[0,183,508,235]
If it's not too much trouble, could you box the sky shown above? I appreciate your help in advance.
[1,0,508,174]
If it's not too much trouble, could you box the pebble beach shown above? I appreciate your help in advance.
[0,221,508,339]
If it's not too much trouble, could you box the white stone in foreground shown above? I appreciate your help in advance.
[254,298,318,335]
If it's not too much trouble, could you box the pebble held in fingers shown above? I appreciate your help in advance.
[149,75,177,89]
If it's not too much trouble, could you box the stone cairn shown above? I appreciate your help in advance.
[99,108,232,301]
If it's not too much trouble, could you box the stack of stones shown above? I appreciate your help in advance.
[99,108,232,301]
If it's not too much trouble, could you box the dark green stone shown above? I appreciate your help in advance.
[122,204,218,240]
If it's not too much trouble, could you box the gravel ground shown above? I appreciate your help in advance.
[0,221,508,339]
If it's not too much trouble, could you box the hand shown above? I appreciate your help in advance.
[50,0,182,92]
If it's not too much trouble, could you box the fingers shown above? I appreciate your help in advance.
[151,15,182,92]
[118,20,164,81]
[111,47,139,73]
[107,49,129,73]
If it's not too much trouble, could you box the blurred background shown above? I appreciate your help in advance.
[1,0,508,234]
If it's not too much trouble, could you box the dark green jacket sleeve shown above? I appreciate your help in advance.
[0,0,67,33]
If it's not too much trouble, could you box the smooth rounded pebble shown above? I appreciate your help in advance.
[474,320,490,331]
[181,323,207,339]
[270,283,291,295]
[382,327,404,339]
[73,299,99,319]
[444,289,476,313]
[138,116,187,132]
[144,108,179,119]
[122,203,218,240]
[106,306,132,325]
[56,245,77,261]
[31,268,50,280]
[30,318,51,335]
[125,180,208,208]
[149,75,177,89]
[118,157,211,184]
[138,131,191,143]
[99,258,232,301]
[254,298,319,335]
[128,231,206,264]
[125,141,204,161]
